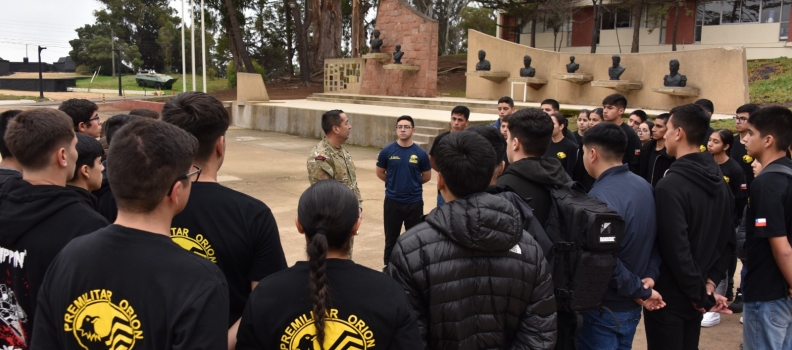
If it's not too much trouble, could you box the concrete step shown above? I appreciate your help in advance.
[415,140,430,153]
[308,95,498,115]
[414,126,444,136]
[412,133,435,144]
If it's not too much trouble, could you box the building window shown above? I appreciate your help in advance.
[644,6,667,43]
[742,0,762,22]
[602,7,632,29]
[695,0,791,41]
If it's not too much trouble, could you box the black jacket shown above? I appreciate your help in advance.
[0,167,21,186]
[0,179,108,344]
[66,185,99,211]
[386,192,556,350]
[639,140,675,187]
[92,165,117,222]
[654,152,734,312]
[496,157,569,226]
[486,185,554,266]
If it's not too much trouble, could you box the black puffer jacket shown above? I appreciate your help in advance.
[386,192,557,350]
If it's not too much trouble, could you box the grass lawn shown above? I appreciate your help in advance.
[748,57,792,105]
[0,94,50,102]
[75,75,228,93]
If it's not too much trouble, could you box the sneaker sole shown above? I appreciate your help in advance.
[701,320,721,327]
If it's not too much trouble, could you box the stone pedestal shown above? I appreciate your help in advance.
[465,71,510,83]
[384,64,420,72]
[652,86,700,97]
[553,73,594,85]
[508,77,548,90]
[362,53,392,63]
[591,80,643,93]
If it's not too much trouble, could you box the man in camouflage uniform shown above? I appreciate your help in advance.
[306,109,362,207]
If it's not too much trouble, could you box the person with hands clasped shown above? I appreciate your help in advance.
[643,104,735,350]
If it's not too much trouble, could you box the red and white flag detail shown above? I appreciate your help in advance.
[756,218,767,227]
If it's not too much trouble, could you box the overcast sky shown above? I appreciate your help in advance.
[0,0,189,64]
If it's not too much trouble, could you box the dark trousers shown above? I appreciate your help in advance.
[644,305,703,350]
[383,197,423,266]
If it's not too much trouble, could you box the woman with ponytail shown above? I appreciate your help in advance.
[236,180,422,350]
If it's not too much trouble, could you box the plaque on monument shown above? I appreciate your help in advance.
[393,45,404,64]
[567,56,580,73]
[663,59,687,87]
[370,29,383,53]
[519,55,536,77]
[609,55,626,80]
[476,50,491,71]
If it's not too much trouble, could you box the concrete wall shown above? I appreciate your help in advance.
[0,78,76,92]
[466,30,749,114]
[702,23,780,44]
[0,61,8,76]
[359,0,438,97]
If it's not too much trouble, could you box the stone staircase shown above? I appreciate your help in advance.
[412,125,446,153]
[307,93,500,115]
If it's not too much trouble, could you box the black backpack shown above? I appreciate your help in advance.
[544,181,625,313]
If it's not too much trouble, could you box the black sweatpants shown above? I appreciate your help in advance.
[644,305,703,350]
[383,197,423,266]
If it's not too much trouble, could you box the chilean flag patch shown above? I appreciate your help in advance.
[635,149,641,155]
[741,184,747,190]
[756,218,767,227]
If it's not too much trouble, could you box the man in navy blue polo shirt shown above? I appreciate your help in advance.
[377,115,432,267]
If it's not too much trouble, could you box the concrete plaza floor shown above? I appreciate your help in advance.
[216,126,743,350]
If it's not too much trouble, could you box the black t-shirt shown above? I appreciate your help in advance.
[730,137,755,190]
[236,259,422,349]
[620,123,642,174]
[32,225,229,349]
[429,131,450,158]
[544,137,578,176]
[719,158,747,200]
[744,158,792,302]
[171,182,287,326]
[92,166,117,223]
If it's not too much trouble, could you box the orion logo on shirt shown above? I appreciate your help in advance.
[170,227,217,263]
[743,155,754,164]
[723,175,730,184]
[557,152,567,160]
[280,309,376,349]
[64,289,143,349]
[409,155,418,164]
[700,145,707,153]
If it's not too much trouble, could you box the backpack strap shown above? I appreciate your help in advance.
[762,164,792,178]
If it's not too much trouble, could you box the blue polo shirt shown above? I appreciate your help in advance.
[376,142,431,203]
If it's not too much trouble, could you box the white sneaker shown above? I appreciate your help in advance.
[701,312,721,327]
[740,316,744,324]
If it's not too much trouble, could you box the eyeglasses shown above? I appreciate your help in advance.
[89,115,100,123]
[733,116,748,123]
[167,165,202,196]
[396,125,412,130]
[638,129,650,134]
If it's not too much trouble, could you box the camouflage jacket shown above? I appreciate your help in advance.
[306,138,362,206]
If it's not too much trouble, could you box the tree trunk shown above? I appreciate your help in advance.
[530,20,537,47]
[631,1,642,53]
[224,0,255,73]
[590,0,601,53]
[314,0,342,71]
[672,2,680,51]
[292,1,313,84]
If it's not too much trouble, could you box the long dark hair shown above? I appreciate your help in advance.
[297,180,359,349]
[713,129,734,157]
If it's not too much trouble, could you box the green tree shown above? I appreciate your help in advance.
[458,6,496,51]
[69,24,144,75]
[156,22,178,73]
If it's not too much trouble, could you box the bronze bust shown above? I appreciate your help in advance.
[566,56,580,73]
[519,55,536,77]
[475,50,491,71]
[663,59,688,87]
[609,55,626,80]
[393,45,404,64]
[370,29,383,53]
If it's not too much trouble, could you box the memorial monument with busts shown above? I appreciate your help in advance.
[519,55,536,77]
[663,59,687,87]
[653,59,699,97]
[591,54,641,93]
[476,50,491,71]
[553,55,593,85]
[370,29,383,53]
[566,56,580,73]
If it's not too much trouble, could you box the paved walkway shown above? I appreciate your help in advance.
[213,126,743,350]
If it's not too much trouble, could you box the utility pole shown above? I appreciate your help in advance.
[111,28,115,78]
[190,0,196,91]
[37,46,46,99]
[201,0,206,93]
[114,49,122,96]
[181,0,187,92]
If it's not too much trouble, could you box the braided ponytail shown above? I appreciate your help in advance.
[308,229,330,350]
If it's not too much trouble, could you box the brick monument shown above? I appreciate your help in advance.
[359,0,438,97]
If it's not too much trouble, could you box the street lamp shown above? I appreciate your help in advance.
[113,49,122,96]
[37,46,46,99]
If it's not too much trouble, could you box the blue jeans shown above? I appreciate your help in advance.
[578,307,642,350]
[744,297,792,350]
